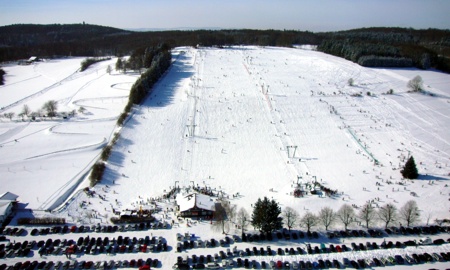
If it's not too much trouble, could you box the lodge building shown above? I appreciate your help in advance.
[175,193,215,219]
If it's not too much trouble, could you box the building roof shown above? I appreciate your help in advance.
[0,200,12,216]
[0,192,18,201]
[176,193,215,212]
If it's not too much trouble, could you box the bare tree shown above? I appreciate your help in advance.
[399,200,420,227]
[36,109,44,117]
[78,106,86,114]
[236,207,250,235]
[359,202,377,228]
[4,112,14,121]
[407,75,423,92]
[425,212,432,226]
[42,100,58,117]
[212,200,229,234]
[225,201,237,225]
[283,206,299,232]
[378,203,397,229]
[337,204,355,231]
[21,104,31,117]
[318,206,336,231]
[300,212,318,233]
[348,78,354,86]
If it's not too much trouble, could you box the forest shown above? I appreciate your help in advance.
[0,24,449,72]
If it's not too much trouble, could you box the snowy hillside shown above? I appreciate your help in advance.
[0,46,448,222]
[0,58,137,210]
[1,46,450,270]
[96,46,449,224]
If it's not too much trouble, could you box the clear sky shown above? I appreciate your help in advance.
[1,0,449,32]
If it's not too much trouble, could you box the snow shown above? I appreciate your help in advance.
[176,193,215,212]
[98,46,449,221]
[0,57,137,210]
[0,46,449,269]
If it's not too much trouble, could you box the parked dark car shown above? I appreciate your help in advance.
[350,260,359,269]
[394,255,405,264]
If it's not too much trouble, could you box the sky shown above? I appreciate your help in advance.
[1,0,449,32]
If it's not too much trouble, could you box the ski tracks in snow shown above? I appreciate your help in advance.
[241,49,310,181]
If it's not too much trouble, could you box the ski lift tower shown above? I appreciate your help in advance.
[186,124,197,137]
[287,145,298,158]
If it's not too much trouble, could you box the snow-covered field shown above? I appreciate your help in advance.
[101,46,448,222]
[0,57,137,210]
[1,46,449,269]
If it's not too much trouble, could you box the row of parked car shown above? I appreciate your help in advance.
[172,234,450,269]
[0,234,169,259]
[176,235,236,253]
[0,257,159,270]
[0,228,26,237]
[173,250,450,269]
[384,225,448,235]
[241,230,320,243]
[326,225,450,240]
[0,222,170,238]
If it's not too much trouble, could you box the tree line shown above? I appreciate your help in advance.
[80,57,111,72]
[212,157,421,234]
[0,68,5,85]
[317,28,450,72]
[214,196,424,236]
[2,24,447,73]
[89,44,172,186]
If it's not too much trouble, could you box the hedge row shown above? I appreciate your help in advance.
[80,57,111,72]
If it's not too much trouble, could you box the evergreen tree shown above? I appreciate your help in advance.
[0,68,5,85]
[115,57,123,72]
[251,197,282,234]
[401,156,419,179]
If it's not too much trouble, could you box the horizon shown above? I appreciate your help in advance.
[1,0,449,32]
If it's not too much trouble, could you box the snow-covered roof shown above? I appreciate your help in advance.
[176,193,215,212]
[0,200,12,216]
[0,192,18,201]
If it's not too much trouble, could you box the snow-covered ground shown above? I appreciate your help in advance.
[98,46,448,222]
[1,46,449,269]
[0,57,137,210]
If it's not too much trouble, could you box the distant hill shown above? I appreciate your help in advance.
[0,24,449,72]
[0,23,132,61]
[0,23,130,46]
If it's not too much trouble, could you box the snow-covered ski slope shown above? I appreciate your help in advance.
[0,58,137,210]
[103,46,449,220]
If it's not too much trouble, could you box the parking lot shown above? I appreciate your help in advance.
[1,223,450,269]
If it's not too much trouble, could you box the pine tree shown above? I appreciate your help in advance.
[0,68,5,85]
[115,57,123,72]
[401,156,419,179]
[251,197,282,234]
